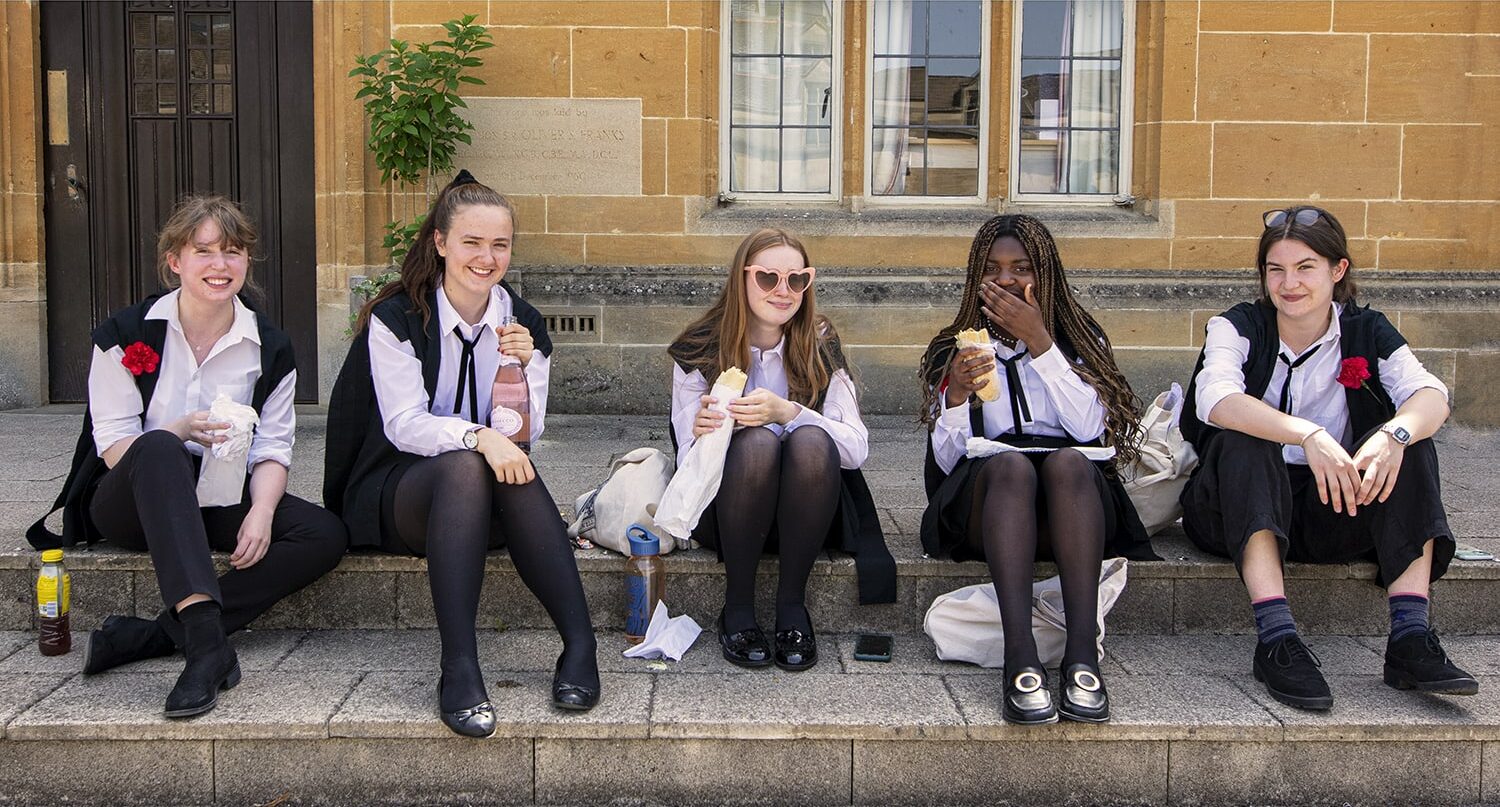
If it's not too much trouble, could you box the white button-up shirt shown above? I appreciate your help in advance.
[1194,302,1448,464]
[670,337,869,469]
[930,341,1108,474]
[368,284,550,455]
[88,290,296,469]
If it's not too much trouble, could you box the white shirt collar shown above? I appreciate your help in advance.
[146,289,261,346]
[750,336,787,360]
[1283,302,1344,354]
[437,283,508,339]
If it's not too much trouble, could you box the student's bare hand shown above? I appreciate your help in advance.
[693,395,726,438]
[981,282,1054,356]
[477,428,535,485]
[1302,428,1362,516]
[230,505,274,570]
[728,389,798,428]
[1353,429,1405,506]
[171,410,231,448]
[944,346,994,407]
[498,322,535,367]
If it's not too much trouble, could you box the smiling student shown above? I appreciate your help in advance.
[1180,206,1476,711]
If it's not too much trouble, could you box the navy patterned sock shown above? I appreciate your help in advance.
[1388,593,1430,642]
[1252,596,1298,645]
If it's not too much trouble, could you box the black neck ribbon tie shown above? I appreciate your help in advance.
[1276,343,1324,414]
[998,354,1032,436]
[452,325,482,425]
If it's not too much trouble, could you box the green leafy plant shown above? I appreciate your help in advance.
[349,14,493,278]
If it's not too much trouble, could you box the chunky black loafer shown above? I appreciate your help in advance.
[1002,666,1058,725]
[1058,663,1110,723]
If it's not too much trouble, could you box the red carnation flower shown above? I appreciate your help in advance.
[121,341,160,376]
[1337,356,1370,390]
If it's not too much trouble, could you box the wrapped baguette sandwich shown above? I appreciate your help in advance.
[954,329,1001,403]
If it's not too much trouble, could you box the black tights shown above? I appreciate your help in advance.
[388,451,597,711]
[714,426,840,635]
[965,449,1105,673]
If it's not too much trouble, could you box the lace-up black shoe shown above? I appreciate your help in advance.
[1384,630,1479,695]
[1253,635,1333,711]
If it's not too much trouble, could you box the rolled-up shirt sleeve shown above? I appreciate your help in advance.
[246,369,297,469]
[369,317,473,456]
[1195,316,1251,426]
[525,350,550,444]
[1380,345,1449,408]
[670,363,710,467]
[1028,344,1107,443]
[930,395,973,475]
[784,369,868,469]
[88,345,147,457]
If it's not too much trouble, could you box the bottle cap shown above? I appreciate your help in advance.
[40,549,63,563]
[626,524,660,557]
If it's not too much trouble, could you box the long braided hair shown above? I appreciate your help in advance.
[917,214,1141,466]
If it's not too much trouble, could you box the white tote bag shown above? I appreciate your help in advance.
[566,448,680,555]
[923,557,1129,669]
[1119,383,1200,536]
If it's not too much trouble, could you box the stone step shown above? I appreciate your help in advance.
[0,628,1496,806]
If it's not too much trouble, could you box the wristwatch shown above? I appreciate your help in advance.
[462,427,482,450]
[1380,423,1412,446]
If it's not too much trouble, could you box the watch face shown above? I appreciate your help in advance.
[463,430,478,450]
[1394,426,1411,443]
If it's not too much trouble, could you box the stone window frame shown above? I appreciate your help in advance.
[1008,0,1137,205]
[718,0,845,203]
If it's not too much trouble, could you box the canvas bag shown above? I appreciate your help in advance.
[1119,383,1199,535]
[566,448,681,555]
[923,557,1128,669]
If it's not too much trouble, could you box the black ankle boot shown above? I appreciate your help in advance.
[164,602,240,719]
[83,615,176,675]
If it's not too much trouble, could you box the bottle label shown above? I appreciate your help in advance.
[36,569,69,619]
[491,406,524,438]
[625,575,651,637]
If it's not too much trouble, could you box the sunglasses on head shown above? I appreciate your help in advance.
[745,264,816,294]
[1263,207,1328,229]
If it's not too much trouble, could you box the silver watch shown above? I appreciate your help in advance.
[462,428,482,450]
[1380,423,1412,446]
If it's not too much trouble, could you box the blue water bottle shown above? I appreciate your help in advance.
[624,525,665,644]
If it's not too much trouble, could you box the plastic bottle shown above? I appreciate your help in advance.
[624,525,666,644]
[36,549,71,656]
[491,315,531,454]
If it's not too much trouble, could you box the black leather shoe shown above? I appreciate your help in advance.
[552,657,600,711]
[1002,666,1058,725]
[717,613,771,668]
[164,602,239,719]
[84,615,176,675]
[1058,663,1110,723]
[438,676,496,737]
[1253,635,1333,711]
[773,625,817,671]
[1384,630,1479,695]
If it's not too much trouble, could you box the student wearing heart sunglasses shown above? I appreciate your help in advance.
[1180,205,1475,712]
[668,228,895,671]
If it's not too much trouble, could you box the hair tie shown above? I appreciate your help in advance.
[452,169,479,187]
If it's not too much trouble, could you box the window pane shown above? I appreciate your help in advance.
[1021,0,1068,58]
[189,48,209,81]
[1071,0,1122,58]
[926,58,980,127]
[155,14,175,47]
[214,84,233,115]
[730,57,781,126]
[877,128,928,196]
[871,57,917,128]
[188,14,210,47]
[190,83,211,115]
[731,0,781,53]
[783,57,832,126]
[133,49,154,80]
[781,128,831,192]
[732,127,782,192]
[923,130,979,195]
[1067,129,1119,193]
[213,48,232,81]
[873,0,924,56]
[131,14,153,47]
[782,0,832,55]
[158,83,178,115]
[1019,129,1065,194]
[1020,59,1064,129]
[1069,60,1121,128]
[212,15,232,48]
[928,0,981,56]
[134,84,155,116]
[157,49,177,81]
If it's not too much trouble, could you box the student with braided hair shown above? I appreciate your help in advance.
[918,214,1153,725]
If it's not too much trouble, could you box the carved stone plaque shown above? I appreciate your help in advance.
[455,97,642,195]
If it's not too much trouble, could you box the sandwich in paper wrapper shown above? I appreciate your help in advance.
[653,366,748,545]
[954,329,1001,403]
[195,393,260,507]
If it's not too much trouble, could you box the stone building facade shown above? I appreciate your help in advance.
[2,1,1497,422]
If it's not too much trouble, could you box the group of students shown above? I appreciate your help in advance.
[32,171,1477,738]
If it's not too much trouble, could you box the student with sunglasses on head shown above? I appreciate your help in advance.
[1180,205,1476,711]
[668,228,895,672]
[918,215,1154,725]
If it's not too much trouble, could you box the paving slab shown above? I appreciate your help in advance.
[834,631,1129,677]
[649,671,965,740]
[1106,633,1386,676]
[1234,674,1500,741]
[329,669,652,740]
[0,628,304,674]
[6,670,359,741]
[0,739,214,806]
[1485,741,1500,804]
[0,672,69,737]
[0,630,27,662]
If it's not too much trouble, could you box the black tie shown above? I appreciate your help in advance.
[452,326,482,425]
[1276,343,1323,414]
[998,354,1032,436]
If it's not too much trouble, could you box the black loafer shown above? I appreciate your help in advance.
[1002,666,1058,725]
[717,613,772,668]
[1384,630,1479,695]
[1253,635,1333,711]
[84,615,176,676]
[438,676,496,737]
[1058,663,1110,723]
[552,657,600,711]
[773,625,817,671]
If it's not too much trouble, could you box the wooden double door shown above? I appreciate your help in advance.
[41,0,316,401]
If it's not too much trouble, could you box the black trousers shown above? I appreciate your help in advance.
[1181,430,1454,587]
[88,429,349,642]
